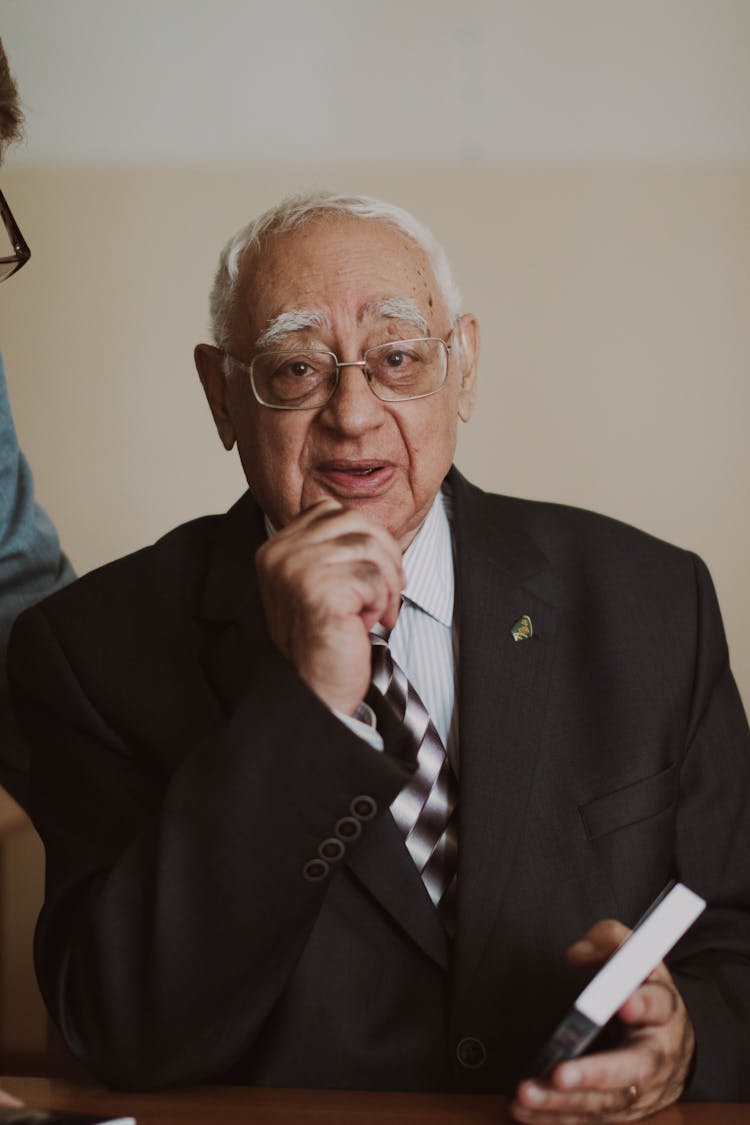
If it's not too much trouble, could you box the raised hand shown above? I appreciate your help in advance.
[256,499,405,716]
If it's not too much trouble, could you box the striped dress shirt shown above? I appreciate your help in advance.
[388,486,458,771]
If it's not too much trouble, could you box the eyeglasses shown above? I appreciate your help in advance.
[224,334,453,411]
[0,188,30,282]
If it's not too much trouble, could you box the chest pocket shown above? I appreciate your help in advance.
[579,761,679,841]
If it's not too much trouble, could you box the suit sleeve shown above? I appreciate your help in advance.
[9,600,415,1090]
[668,553,750,1099]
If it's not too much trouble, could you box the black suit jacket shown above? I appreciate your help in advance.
[9,468,750,1095]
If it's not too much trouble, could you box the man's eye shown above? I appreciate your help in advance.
[287,361,313,377]
[272,357,319,379]
[382,346,423,370]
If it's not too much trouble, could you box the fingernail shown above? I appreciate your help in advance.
[525,1083,546,1104]
[570,939,595,954]
[560,1064,581,1088]
[629,994,645,1017]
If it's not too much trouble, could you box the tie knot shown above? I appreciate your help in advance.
[370,628,393,694]
[369,622,391,644]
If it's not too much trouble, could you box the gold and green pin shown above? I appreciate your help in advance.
[511,614,534,642]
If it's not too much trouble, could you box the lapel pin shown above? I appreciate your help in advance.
[511,614,534,642]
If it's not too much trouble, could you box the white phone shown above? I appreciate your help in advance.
[531,881,706,1078]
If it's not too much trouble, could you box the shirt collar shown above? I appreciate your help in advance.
[401,486,454,629]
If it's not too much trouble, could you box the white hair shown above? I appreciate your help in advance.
[208,191,463,349]
[254,309,331,351]
[363,297,430,337]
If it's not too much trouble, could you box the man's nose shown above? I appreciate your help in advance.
[319,363,385,434]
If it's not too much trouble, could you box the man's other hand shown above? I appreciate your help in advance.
[511,919,694,1123]
[256,499,405,716]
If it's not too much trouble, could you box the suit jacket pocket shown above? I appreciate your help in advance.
[579,761,679,841]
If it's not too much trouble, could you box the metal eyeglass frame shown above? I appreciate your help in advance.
[0,188,31,282]
[223,332,454,411]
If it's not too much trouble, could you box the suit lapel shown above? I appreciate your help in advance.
[198,491,270,715]
[347,814,449,969]
[449,470,560,993]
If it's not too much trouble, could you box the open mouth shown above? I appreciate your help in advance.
[316,460,395,495]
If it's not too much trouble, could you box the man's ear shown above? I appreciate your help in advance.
[455,313,479,423]
[194,344,236,451]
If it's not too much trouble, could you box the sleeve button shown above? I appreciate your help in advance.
[319,837,346,862]
[302,858,329,882]
[335,816,361,841]
[350,795,377,821]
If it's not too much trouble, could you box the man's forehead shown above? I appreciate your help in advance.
[233,214,442,347]
[243,213,432,288]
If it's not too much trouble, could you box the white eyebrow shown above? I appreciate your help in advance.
[360,297,430,336]
[255,309,331,350]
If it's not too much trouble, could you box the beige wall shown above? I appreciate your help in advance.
[2,162,750,1061]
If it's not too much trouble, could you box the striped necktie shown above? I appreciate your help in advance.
[370,628,458,934]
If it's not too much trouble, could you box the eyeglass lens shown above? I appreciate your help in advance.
[0,260,21,282]
[0,189,30,281]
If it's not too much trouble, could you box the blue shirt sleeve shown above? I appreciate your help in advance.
[0,351,75,806]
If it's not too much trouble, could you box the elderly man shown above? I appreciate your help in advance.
[10,193,750,1121]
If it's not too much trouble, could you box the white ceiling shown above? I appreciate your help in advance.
[3,0,750,164]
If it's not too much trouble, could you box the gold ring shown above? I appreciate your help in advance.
[626,1084,638,1104]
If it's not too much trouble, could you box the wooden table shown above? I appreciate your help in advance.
[1,1078,749,1124]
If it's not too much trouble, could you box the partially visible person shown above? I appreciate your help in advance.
[0,38,75,809]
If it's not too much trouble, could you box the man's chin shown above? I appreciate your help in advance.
[292,483,415,546]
